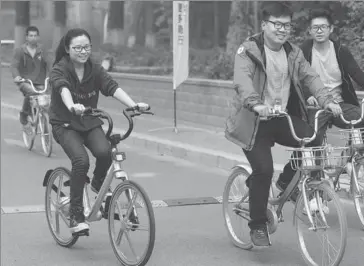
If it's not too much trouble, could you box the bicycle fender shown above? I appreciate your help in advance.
[43,169,54,187]
[232,164,252,175]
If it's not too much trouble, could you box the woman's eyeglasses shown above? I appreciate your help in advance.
[71,45,92,53]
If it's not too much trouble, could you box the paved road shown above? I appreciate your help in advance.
[2,107,364,266]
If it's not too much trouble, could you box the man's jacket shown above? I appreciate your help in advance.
[11,43,50,85]
[300,36,364,106]
[225,32,333,151]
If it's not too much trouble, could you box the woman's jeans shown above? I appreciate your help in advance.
[52,125,112,211]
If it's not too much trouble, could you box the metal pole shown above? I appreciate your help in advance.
[174,88,178,133]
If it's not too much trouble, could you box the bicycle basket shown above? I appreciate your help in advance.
[339,127,364,149]
[287,145,350,174]
[30,95,51,108]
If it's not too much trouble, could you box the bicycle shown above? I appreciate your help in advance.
[318,98,364,230]
[42,106,156,266]
[16,78,53,157]
[222,109,348,266]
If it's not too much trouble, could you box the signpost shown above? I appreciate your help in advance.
[172,1,189,133]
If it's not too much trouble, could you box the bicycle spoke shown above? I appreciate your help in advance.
[115,226,125,246]
[125,191,138,220]
[125,231,138,260]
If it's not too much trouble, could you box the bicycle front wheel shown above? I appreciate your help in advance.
[39,112,53,157]
[108,180,155,266]
[295,182,347,266]
[352,163,364,229]
[22,113,37,151]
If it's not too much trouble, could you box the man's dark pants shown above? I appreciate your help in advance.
[308,102,363,146]
[243,116,321,229]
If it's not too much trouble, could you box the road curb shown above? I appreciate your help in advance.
[1,101,353,202]
[1,192,355,215]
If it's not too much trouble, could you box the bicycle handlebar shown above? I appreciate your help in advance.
[70,106,154,142]
[339,98,364,125]
[260,109,325,145]
[16,78,49,94]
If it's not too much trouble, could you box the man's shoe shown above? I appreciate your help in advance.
[250,225,271,246]
[69,207,89,236]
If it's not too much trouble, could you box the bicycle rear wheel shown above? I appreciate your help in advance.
[39,112,53,157]
[44,167,78,247]
[222,167,253,250]
[295,182,347,266]
[108,180,155,266]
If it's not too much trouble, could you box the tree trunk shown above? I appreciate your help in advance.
[127,1,143,47]
[225,0,252,57]
[52,1,67,50]
[107,1,125,46]
[213,1,219,47]
[253,1,260,33]
[144,1,156,48]
[14,1,30,48]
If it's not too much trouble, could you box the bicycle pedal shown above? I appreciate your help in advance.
[72,229,89,237]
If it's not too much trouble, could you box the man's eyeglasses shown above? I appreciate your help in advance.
[310,24,331,32]
[72,45,92,53]
[266,20,293,30]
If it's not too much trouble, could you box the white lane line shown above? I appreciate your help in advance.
[1,201,170,214]
[3,138,25,148]
[2,205,46,214]
[131,172,157,178]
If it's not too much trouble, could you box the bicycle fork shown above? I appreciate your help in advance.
[111,150,139,223]
[300,177,329,231]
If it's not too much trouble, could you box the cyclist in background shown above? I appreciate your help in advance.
[301,8,364,143]
[225,2,341,247]
[11,26,51,125]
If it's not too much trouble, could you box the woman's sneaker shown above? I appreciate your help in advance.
[69,207,89,236]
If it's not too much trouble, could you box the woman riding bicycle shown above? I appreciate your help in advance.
[48,28,149,235]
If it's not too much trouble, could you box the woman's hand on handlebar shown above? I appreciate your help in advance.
[134,102,150,112]
[14,76,24,83]
[253,104,271,117]
[69,103,87,115]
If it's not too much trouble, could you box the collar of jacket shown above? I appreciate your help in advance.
[21,43,43,56]
[244,32,294,72]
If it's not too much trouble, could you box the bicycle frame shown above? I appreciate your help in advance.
[84,146,130,222]
[67,107,153,223]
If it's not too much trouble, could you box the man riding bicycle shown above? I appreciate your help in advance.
[300,9,364,142]
[225,2,341,247]
[11,26,51,125]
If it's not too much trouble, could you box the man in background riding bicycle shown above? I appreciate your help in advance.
[11,26,51,125]
[225,2,341,247]
[300,9,364,143]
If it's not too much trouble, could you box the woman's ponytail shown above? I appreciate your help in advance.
[53,36,67,66]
